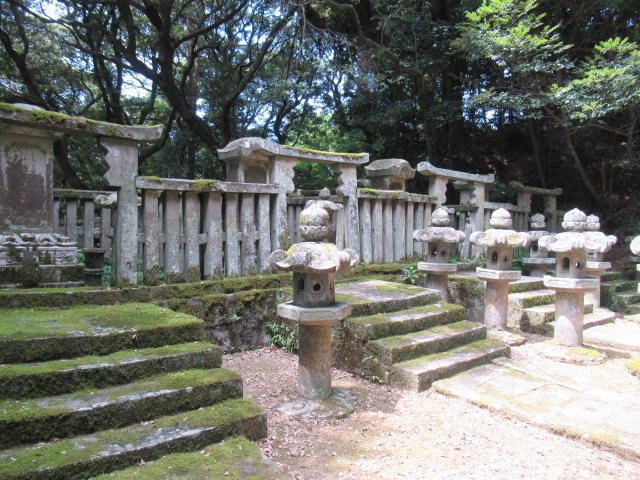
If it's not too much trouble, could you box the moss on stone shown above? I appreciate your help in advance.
[192,179,219,192]
[0,102,21,113]
[626,356,640,377]
[139,176,164,183]
[358,188,382,195]
[290,146,364,159]
[143,264,164,286]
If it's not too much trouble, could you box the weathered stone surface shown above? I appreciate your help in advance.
[364,158,415,190]
[277,301,351,325]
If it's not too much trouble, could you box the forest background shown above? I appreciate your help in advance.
[1,0,639,232]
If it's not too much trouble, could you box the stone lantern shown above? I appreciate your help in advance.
[271,202,359,400]
[631,236,640,293]
[470,209,531,330]
[364,158,415,191]
[584,214,616,307]
[413,207,465,302]
[538,209,610,347]
[522,213,555,277]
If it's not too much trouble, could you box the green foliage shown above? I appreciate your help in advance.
[401,265,421,285]
[266,321,298,353]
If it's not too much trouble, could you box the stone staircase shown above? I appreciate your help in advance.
[0,303,276,480]
[601,271,640,315]
[507,275,618,333]
[333,280,510,391]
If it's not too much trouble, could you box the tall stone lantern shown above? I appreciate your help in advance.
[522,213,555,277]
[584,214,616,307]
[271,202,359,400]
[470,209,531,330]
[538,209,610,346]
[413,207,465,302]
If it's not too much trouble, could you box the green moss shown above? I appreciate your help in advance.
[186,266,201,283]
[19,256,41,288]
[627,356,640,377]
[143,264,163,286]
[27,109,69,125]
[192,178,218,192]
[372,283,423,295]
[290,146,364,158]
[139,176,164,183]
[359,188,382,195]
[0,102,21,113]
[166,271,185,284]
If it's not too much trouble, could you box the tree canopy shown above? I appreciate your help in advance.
[1,0,639,230]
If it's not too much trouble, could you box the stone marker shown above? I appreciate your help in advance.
[413,207,466,302]
[539,209,610,346]
[522,213,555,277]
[470,209,530,330]
[364,158,415,191]
[271,201,359,400]
[584,214,616,307]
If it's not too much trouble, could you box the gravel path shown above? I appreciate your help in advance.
[223,345,640,480]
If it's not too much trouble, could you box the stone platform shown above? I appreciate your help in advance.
[434,354,640,461]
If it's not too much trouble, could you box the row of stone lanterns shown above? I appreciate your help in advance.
[272,202,616,401]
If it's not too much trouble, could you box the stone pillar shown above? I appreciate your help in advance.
[631,236,640,292]
[270,156,296,250]
[539,209,609,347]
[334,164,360,252]
[471,209,530,330]
[99,137,140,285]
[414,207,465,302]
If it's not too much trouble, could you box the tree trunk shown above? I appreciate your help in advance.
[527,118,547,188]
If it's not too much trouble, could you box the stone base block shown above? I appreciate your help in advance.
[476,268,521,283]
[586,261,611,272]
[277,302,351,325]
[418,262,457,275]
[543,276,597,292]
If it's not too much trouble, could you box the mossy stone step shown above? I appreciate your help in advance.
[0,399,266,480]
[508,289,556,330]
[600,270,622,282]
[345,303,465,341]
[0,342,221,400]
[388,339,510,392]
[87,437,281,480]
[508,277,546,293]
[602,279,637,294]
[335,280,442,317]
[0,368,242,449]
[367,321,486,365]
[0,304,204,363]
[617,292,640,306]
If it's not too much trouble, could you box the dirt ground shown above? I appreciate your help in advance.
[223,339,640,480]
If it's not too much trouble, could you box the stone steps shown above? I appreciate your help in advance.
[335,280,509,392]
[0,303,269,479]
[388,339,510,391]
[367,321,486,365]
[508,289,556,330]
[87,436,281,480]
[0,342,222,399]
[0,399,266,480]
[617,292,640,306]
[344,303,466,341]
[0,303,204,363]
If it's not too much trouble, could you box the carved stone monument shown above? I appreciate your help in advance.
[471,209,531,329]
[539,209,610,346]
[522,213,555,277]
[271,202,359,400]
[413,207,466,302]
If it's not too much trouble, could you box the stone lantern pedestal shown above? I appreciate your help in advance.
[414,207,465,302]
[539,209,610,347]
[277,302,351,399]
[522,214,555,277]
[271,202,359,400]
[470,209,531,330]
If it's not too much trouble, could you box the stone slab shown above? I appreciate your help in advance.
[434,358,640,461]
[476,268,521,282]
[584,319,640,352]
[277,301,351,325]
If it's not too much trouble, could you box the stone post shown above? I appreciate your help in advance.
[471,209,531,329]
[333,163,360,252]
[413,207,465,302]
[539,209,610,346]
[584,215,616,307]
[271,202,359,400]
[522,213,555,277]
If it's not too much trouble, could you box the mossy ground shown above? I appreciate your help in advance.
[626,356,640,377]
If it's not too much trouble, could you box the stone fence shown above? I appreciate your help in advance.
[2,104,564,286]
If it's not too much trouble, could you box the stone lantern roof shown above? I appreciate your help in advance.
[470,208,530,248]
[538,209,610,254]
[413,207,466,244]
[270,203,359,273]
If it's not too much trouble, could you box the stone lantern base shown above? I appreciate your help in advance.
[418,262,457,302]
[477,268,522,330]
[543,276,597,347]
[277,302,351,400]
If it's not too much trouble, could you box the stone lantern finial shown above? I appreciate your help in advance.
[489,208,513,229]
[530,213,546,230]
[523,213,554,277]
